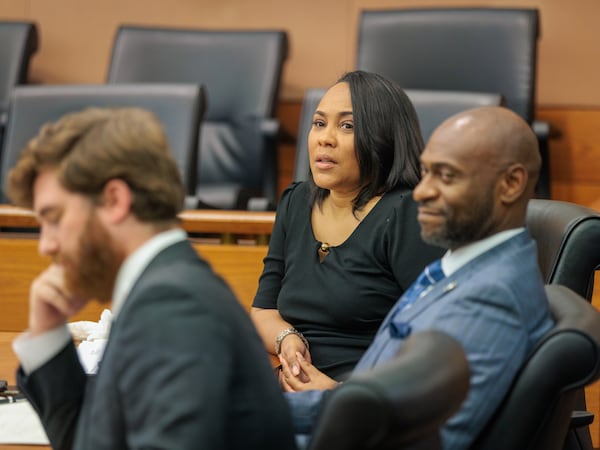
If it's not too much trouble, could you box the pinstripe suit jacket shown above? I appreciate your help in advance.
[355,230,554,450]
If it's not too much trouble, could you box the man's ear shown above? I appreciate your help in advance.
[98,179,132,224]
[499,163,527,204]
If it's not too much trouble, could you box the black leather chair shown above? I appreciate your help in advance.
[0,21,38,147]
[292,88,503,183]
[471,284,600,450]
[107,25,288,210]
[405,90,504,144]
[0,83,205,204]
[357,8,552,198]
[527,199,600,301]
[307,330,470,450]
[526,199,600,450]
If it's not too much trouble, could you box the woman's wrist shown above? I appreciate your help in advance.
[274,327,309,355]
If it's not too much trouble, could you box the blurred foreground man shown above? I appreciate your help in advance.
[7,107,296,450]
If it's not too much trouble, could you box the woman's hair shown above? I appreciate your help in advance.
[308,70,424,213]
[6,107,185,224]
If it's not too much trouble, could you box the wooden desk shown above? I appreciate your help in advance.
[0,205,276,244]
[0,205,275,332]
[0,332,49,450]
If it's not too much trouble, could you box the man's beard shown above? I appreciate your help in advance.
[422,186,496,249]
[60,212,124,304]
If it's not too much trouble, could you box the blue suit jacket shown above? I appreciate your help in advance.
[288,230,554,450]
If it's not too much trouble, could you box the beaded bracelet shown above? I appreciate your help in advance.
[274,327,309,355]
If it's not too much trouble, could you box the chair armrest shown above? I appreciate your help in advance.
[570,410,594,429]
[533,119,561,140]
[259,118,280,137]
[533,119,550,140]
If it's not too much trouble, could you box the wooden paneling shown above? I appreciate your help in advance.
[0,235,49,331]
[1,0,600,106]
[0,207,274,332]
[0,234,267,332]
[276,103,600,210]
[537,108,600,209]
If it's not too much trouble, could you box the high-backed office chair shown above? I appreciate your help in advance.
[292,88,503,183]
[405,90,504,143]
[0,83,205,204]
[0,21,38,148]
[471,284,600,450]
[357,8,552,198]
[526,199,600,450]
[0,21,38,118]
[107,25,288,210]
[307,330,470,450]
[527,199,600,300]
[292,88,324,183]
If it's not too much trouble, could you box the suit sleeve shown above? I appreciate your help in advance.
[17,341,86,450]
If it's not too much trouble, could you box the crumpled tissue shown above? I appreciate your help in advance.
[67,309,112,375]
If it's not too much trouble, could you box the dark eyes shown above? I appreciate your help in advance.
[311,119,353,131]
[421,167,456,183]
[439,170,455,183]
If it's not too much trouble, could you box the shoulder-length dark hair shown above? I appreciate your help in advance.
[308,70,424,213]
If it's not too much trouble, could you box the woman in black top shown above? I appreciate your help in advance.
[251,70,444,383]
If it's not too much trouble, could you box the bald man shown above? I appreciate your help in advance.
[283,106,555,450]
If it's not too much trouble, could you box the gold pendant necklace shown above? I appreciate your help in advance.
[318,242,330,263]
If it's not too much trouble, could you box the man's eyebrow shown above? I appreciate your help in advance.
[425,161,462,173]
[36,205,59,220]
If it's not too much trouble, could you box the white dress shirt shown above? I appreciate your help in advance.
[441,228,525,276]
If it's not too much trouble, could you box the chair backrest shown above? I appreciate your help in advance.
[0,21,38,117]
[471,284,600,450]
[107,25,288,209]
[526,199,600,301]
[357,8,539,124]
[292,88,503,183]
[307,330,469,450]
[292,88,325,183]
[526,199,600,450]
[405,90,504,143]
[0,83,205,203]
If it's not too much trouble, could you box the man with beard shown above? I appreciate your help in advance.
[281,106,555,450]
[7,107,297,450]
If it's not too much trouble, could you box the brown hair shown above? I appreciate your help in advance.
[6,107,184,222]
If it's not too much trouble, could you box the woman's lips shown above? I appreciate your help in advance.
[313,155,336,170]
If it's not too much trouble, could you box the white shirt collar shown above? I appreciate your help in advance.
[441,228,525,276]
[111,228,187,318]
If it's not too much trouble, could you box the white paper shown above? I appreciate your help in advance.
[0,400,49,444]
[69,308,112,374]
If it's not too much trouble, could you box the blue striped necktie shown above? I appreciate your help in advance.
[354,259,446,371]
[388,259,444,337]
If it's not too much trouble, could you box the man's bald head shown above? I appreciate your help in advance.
[414,106,540,249]
[430,106,541,195]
